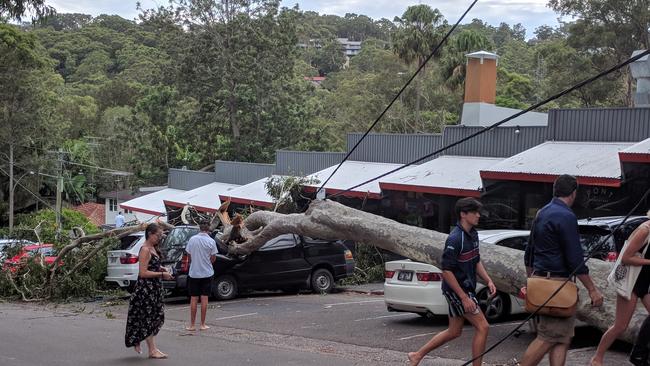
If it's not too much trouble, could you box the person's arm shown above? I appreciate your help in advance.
[210,240,218,263]
[577,273,603,307]
[476,261,496,296]
[138,248,172,280]
[622,224,650,266]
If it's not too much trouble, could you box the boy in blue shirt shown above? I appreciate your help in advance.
[409,197,496,366]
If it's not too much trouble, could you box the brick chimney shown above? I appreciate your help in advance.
[464,51,499,104]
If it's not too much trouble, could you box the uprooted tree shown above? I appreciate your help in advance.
[216,199,645,343]
[5,198,642,343]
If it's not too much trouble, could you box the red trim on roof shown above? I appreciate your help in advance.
[379,182,481,197]
[119,204,163,216]
[480,171,621,187]
[303,186,382,199]
[163,200,217,213]
[619,152,650,163]
[219,196,274,208]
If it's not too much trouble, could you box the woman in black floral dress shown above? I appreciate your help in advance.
[125,223,173,359]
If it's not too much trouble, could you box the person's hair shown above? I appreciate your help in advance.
[199,220,211,232]
[455,197,483,219]
[118,211,122,215]
[553,174,578,197]
[145,223,160,240]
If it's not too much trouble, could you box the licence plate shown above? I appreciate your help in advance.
[398,271,413,281]
[110,258,117,263]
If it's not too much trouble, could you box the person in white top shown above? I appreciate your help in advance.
[184,221,218,331]
[115,212,125,228]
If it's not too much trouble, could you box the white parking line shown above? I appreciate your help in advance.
[323,299,384,308]
[399,332,437,340]
[354,313,413,322]
[214,312,258,321]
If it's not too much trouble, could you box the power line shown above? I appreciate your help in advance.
[315,0,480,196]
[0,166,55,210]
[329,49,650,198]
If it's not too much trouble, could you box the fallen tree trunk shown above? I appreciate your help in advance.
[220,199,645,343]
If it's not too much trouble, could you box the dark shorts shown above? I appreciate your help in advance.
[188,276,212,297]
[443,290,479,318]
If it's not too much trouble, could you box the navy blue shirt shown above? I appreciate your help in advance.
[441,223,480,294]
[524,198,588,277]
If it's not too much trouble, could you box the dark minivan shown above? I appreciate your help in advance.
[159,226,355,300]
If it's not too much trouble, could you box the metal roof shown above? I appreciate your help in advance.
[303,161,404,199]
[347,133,443,164]
[443,125,547,157]
[164,182,240,213]
[275,150,345,176]
[547,108,650,142]
[619,138,650,163]
[168,169,216,190]
[120,188,186,215]
[219,176,278,208]
[379,156,503,197]
[480,141,634,187]
[215,160,275,185]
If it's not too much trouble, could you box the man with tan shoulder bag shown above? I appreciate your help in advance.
[520,174,604,366]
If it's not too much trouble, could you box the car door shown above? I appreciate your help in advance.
[234,234,306,289]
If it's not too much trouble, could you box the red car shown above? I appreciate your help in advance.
[3,244,58,271]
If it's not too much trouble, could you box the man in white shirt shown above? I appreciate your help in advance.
[184,221,218,331]
[115,212,125,228]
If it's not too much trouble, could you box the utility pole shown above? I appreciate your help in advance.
[8,143,14,234]
[55,148,64,240]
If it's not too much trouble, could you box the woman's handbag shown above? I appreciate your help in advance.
[607,232,650,301]
[525,275,578,318]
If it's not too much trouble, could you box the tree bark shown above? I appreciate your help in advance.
[220,199,645,343]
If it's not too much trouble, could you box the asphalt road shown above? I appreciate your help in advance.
[0,291,631,366]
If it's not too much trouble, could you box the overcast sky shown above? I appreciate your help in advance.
[47,0,560,38]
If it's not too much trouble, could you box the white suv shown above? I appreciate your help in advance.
[105,232,145,292]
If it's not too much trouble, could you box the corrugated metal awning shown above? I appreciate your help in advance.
[164,182,240,213]
[303,161,405,199]
[379,156,503,197]
[619,138,650,163]
[219,176,277,208]
[480,141,633,187]
[120,188,186,216]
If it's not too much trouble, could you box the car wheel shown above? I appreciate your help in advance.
[311,268,334,294]
[212,275,238,300]
[477,288,510,323]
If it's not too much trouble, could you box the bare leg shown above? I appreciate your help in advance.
[146,336,167,359]
[133,342,141,354]
[186,296,198,330]
[549,343,569,366]
[199,295,210,330]
[521,338,555,366]
[591,294,637,366]
[463,311,490,366]
[408,316,464,366]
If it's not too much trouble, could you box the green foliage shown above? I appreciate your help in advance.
[339,244,386,285]
[264,175,320,213]
[14,208,100,245]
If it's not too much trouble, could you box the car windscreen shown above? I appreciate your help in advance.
[578,225,614,258]
[259,234,298,251]
[159,227,200,261]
